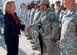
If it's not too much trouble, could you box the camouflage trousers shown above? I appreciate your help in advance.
[60,46,77,55]
[32,30,40,48]
[43,35,56,55]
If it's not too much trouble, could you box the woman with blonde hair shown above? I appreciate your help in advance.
[3,0,25,55]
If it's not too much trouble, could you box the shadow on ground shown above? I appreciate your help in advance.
[0,37,28,55]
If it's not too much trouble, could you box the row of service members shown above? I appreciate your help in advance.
[19,0,77,55]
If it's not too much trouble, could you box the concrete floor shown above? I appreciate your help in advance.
[0,28,60,55]
[0,33,40,55]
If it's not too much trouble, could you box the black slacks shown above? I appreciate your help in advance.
[4,35,19,55]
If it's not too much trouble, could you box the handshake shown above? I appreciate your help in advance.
[25,24,38,29]
[25,24,32,29]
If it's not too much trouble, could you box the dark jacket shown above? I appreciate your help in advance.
[4,12,25,37]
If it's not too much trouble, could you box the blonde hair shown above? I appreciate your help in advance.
[3,0,15,14]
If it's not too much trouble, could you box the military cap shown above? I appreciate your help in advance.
[55,1,61,4]
[40,0,50,5]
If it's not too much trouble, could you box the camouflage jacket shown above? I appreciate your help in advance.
[60,8,77,48]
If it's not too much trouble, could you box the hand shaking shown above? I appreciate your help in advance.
[25,24,32,29]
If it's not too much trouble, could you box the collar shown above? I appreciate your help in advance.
[65,8,75,15]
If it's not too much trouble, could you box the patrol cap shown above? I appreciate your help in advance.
[34,1,39,5]
[40,0,50,5]
[36,1,40,4]
[55,1,60,3]
[31,1,35,4]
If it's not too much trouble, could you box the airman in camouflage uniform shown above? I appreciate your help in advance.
[30,6,41,49]
[34,0,59,55]
[31,10,42,50]
[20,3,26,24]
[41,8,59,55]
[59,0,77,55]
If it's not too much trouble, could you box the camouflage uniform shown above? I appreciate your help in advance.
[60,8,77,55]
[31,9,41,49]
[55,7,61,18]
[29,8,38,41]
[29,8,36,25]
[23,10,31,36]
[20,9,26,24]
[35,8,59,55]
[55,7,61,40]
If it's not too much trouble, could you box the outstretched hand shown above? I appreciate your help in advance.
[25,24,32,29]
